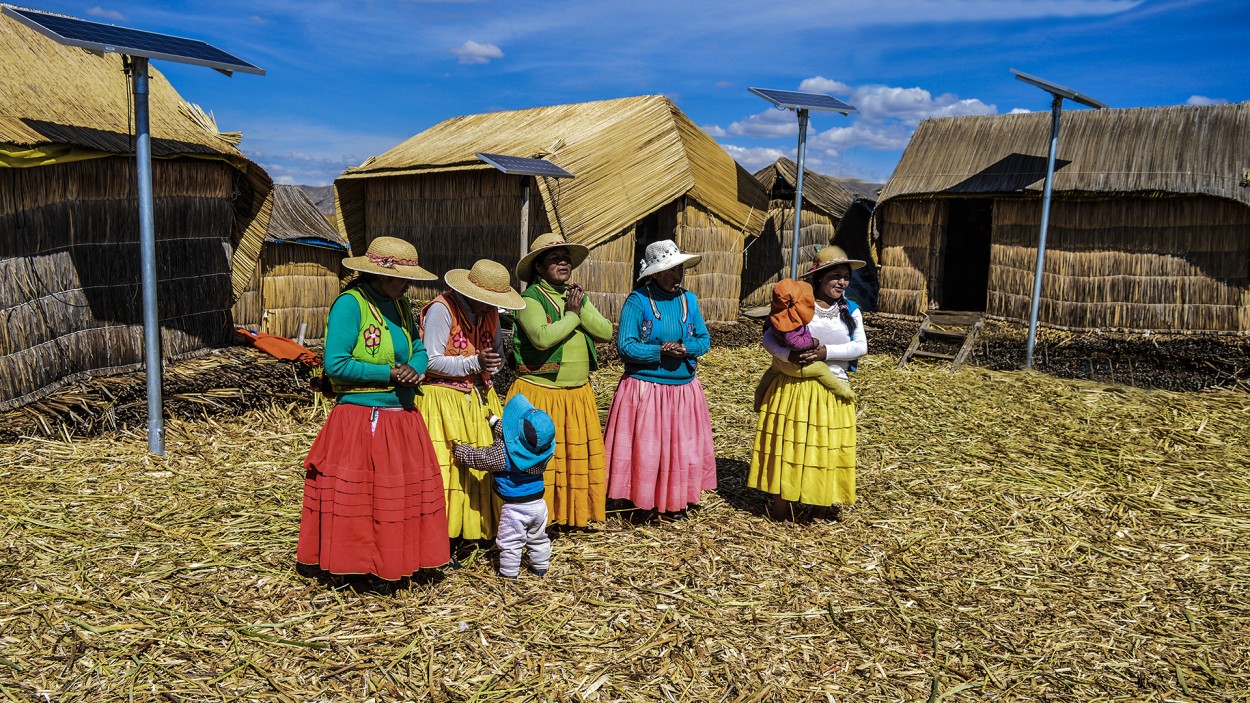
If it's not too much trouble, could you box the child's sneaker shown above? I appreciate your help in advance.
[527,565,548,577]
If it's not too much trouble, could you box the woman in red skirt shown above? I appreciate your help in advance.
[297,237,450,581]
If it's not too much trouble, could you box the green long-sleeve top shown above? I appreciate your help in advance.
[514,279,613,388]
[324,283,428,408]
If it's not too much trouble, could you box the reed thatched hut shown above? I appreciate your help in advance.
[743,157,877,309]
[233,185,349,341]
[874,102,1250,334]
[0,13,272,410]
[335,95,767,322]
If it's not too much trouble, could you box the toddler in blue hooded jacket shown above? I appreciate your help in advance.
[453,393,555,578]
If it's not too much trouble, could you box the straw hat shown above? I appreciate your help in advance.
[637,239,701,281]
[445,259,525,310]
[514,232,590,281]
[342,236,437,281]
[801,245,865,281]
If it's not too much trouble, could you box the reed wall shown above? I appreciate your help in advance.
[0,157,237,409]
[676,199,745,322]
[876,199,944,316]
[252,244,343,340]
[989,196,1250,333]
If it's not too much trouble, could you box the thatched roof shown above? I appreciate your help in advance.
[753,157,860,217]
[265,185,348,249]
[337,95,768,250]
[879,102,1250,207]
[0,11,251,163]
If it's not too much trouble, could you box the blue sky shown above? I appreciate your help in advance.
[26,0,1247,186]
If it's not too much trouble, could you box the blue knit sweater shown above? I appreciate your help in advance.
[617,284,710,385]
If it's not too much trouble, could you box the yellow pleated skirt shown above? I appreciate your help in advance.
[506,378,606,526]
[415,384,503,540]
[749,374,856,506]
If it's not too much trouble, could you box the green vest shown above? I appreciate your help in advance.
[329,287,416,396]
[511,284,599,381]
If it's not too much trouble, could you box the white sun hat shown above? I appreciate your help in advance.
[637,239,701,281]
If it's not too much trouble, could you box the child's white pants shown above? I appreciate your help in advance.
[496,500,550,577]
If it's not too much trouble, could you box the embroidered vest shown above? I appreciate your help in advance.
[511,283,599,380]
[328,287,415,395]
[419,292,499,392]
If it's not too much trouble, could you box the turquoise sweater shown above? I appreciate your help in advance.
[324,283,428,408]
[617,285,710,385]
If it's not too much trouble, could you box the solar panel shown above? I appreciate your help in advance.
[1010,69,1106,110]
[476,152,574,178]
[2,6,264,75]
[749,87,856,114]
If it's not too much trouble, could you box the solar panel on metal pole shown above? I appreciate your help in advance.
[4,7,264,456]
[1010,70,1106,371]
[476,152,574,259]
[749,88,857,279]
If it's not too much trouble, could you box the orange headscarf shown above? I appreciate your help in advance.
[768,278,815,333]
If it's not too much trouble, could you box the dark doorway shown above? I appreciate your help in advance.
[940,199,992,311]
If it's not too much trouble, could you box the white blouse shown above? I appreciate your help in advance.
[763,302,866,381]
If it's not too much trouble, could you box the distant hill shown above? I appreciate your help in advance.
[298,185,336,216]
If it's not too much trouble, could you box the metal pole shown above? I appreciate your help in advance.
[520,181,531,257]
[790,108,810,280]
[1025,95,1064,370]
[132,57,165,455]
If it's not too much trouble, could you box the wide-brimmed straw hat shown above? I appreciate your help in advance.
[342,236,437,281]
[637,239,701,281]
[445,259,525,310]
[514,232,590,282]
[801,245,865,281]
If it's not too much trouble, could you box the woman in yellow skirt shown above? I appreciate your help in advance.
[749,246,867,520]
[508,233,614,527]
[418,259,525,540]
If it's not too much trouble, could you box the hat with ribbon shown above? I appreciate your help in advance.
[514,232,590,282]
[445,259,525,310]
[637,239,701,282]
[502,393,555,473]
[801,245,865,281]
[342,236,437,281]
[769,278,815,333]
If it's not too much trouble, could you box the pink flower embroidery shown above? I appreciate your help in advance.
[363,324,382,354]
[451,330,469,351]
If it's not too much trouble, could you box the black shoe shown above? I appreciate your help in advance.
[527,565,548,577]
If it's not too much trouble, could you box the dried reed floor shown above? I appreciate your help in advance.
[2,348,1248,702]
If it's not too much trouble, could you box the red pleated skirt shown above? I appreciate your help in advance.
[297,403,450,580]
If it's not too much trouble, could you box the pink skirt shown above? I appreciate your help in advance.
[297,403,450,580]
[603,375,717,512]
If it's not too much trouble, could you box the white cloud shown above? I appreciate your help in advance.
[813,122,915,152]
[702,124,728,138]
[1008,107,1033,114]
[451,40,504,65]
[86,6,125,21]
[850,85,996,125]
[798,76,852,95]
[721,144,788,172]
[1185,95,1228,106]
[727,109,798,138]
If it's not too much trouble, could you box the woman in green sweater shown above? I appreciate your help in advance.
[298,237,450,581]
[508,233,614,527]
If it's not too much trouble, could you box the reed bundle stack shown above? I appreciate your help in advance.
[0,12,271,411]
[335,95,767,321]
[874,102,1250,334]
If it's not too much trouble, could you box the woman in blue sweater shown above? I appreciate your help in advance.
[603,240,716,517]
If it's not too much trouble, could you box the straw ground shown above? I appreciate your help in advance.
[2,348,1248,701]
